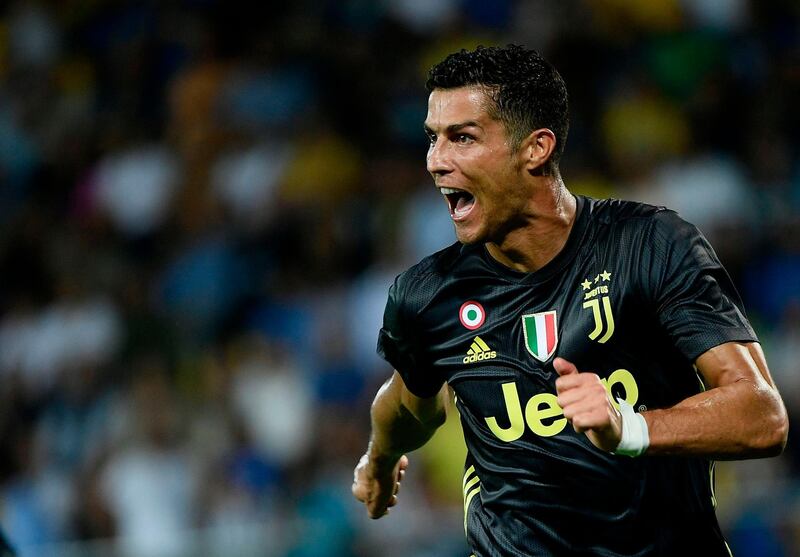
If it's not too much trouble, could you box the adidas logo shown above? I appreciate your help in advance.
[463,336,497,364]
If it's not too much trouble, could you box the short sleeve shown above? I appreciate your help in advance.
[645,210,757,362]
[376,275,444,398]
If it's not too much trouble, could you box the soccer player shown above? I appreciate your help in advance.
[351,45,789,555]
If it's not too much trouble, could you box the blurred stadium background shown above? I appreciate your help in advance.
[0,0,798,556]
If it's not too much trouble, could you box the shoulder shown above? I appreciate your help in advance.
[584,196,699,244]
[393,241,466,304]
[586,197,669,225]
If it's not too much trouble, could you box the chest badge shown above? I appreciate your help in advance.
[581,270,615,343]
[459,301,486,330]
[522,311,558,362]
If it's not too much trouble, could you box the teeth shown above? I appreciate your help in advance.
[440,187,462,195]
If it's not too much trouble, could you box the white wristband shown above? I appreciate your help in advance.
[614,399,650,457]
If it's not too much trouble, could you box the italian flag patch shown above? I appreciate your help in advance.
[522,311,558,362]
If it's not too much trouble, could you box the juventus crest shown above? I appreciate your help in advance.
[581,270,616,344]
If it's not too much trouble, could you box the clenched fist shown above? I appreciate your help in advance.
[554,357,622,452]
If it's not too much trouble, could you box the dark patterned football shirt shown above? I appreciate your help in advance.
[378,196,756,556]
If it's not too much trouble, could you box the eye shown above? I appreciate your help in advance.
[454,133,474,144]
[423,126,436,145]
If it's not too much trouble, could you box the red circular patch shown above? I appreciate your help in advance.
[459,301,486,330]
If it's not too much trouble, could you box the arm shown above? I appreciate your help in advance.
[554,341,788,458]
[644,341,787,458]
[352,371,449,518]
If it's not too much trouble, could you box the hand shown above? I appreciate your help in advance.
[554,357,622,452]
[352,453,408,519]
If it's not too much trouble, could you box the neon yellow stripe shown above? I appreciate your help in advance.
[462,465,475,491]
[475,336,490,351]
[467,347,477,355]
[462,465,480,535]
[464,485,481,533]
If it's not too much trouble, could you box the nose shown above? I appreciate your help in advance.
[426,138,453,178]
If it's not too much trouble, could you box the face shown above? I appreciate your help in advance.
[424,86,530,245]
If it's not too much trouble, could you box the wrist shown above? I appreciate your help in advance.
[366,443,402,471]
[614,399,650,457]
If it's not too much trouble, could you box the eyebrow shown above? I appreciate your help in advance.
[424,121,483,135]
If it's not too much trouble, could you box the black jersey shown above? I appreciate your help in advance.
[377,196,756,557]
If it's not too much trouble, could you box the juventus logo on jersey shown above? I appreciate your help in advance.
[581,270,615,343]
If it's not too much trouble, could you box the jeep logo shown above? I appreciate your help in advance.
[485,369,640,441]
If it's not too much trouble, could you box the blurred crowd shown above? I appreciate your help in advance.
[0,1,798,556]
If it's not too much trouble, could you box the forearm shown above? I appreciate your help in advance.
[643,378,788,459]
[367,373,447,466]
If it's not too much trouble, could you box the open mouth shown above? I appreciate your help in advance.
[440,187,476,220]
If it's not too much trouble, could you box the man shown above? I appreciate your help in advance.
[352,45,788,556]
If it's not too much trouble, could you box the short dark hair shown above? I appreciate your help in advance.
[426,45,569,171]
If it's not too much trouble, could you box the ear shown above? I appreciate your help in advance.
[519,128,557,175]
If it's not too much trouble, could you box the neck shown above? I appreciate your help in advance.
[485,178,577,273]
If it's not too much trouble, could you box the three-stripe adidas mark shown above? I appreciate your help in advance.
[463,336,497,364]
[463,465,481,534]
